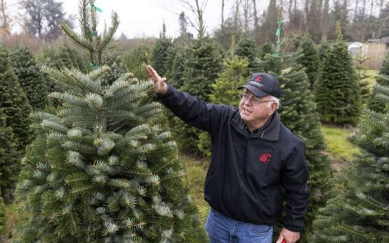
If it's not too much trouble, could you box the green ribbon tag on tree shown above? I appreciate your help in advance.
[90,3,103,13]
[90,63,99,70]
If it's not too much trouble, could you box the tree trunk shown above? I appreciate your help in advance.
[362,0,366,20]
[305,0,309,31]
[354,0,359,21]
[0,0,9,35]
[252,0,260,43]
[322,0,330,37]
[221,0,225,30]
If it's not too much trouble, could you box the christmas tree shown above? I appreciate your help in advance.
[314,40,362,125]
[210,56,249,107]
[100,46,128,86]
[58,43,90,74]
[124,45,152,81]
[175,37,223,155]
[198,56,249,157]
[296,35,320,89]
[235,33,257,72]
[367,52,389,113]
[257,54,332,242]
[168,47,186,89]
[317,39,330,64]
[259,42,274,59]
[12,1,207,242]
[11,45,48,109]
[0,108,20,203]
[151,23,174,77]
[0,45,32,152]
[309,84,389,242]
[279,63,332,242]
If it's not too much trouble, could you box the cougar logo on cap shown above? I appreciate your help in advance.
[254,75,263,83]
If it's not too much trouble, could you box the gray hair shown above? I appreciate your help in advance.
[267,96,280,109]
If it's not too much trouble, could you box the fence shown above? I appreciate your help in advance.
[362,43,387,70]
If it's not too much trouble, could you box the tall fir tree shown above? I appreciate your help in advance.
[314,40,362,125]
[296,35,320,89]
[309,84,389,242]
[100,46,128,86]
[279,63,332,242]
[0,108,21,203]
[198,56,249,157]
[12,1,207,242]
[168,47,186,89]
[175,37,223,155]
[258,42,274,59]
[317,39,330,64]
[210,56,249,107]
[58,44,90,74]
[151,23,174,77]
[0,45,32,152]
[367,52,389,113]
[124,45,152,81]
[235,33,257,72]
[256,54,332,242]
[11,45,48,109]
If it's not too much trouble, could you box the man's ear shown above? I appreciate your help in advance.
[270,102,278,114]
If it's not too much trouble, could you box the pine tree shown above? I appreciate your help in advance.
[367,52,389,113]
[235,33,257,72]
[100,46,127,86]
[181,37,223,100]
[296,35,320,89]
[279,63,332,242]
[124,45,152,81]
[176,37,223,155]
[58,44,90,73]
[168,47,186,89]
[11,45,48,109]
[151,24,174,77]
[12,1,207,242]
[259,42,274,59]
[0,109,21,203]
[318,39,330,64]
[0,45,32,152]
[256,54,332,242]
[210,56,249,107]
[198,56,249,157]
[314,40,362,125]
[309,84,389,243]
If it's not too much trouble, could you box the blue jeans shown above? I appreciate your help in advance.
[205,208,273,243]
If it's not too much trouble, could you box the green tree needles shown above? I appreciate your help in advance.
[13,1,206,242]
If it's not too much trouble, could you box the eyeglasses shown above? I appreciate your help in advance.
[241,93,272,106]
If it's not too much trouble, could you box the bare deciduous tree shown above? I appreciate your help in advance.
[177,0,208,39]
[0,0,10,35]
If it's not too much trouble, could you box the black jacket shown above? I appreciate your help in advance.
[158,85,310,232]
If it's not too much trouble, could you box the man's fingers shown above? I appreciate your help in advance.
[275,236,284,243]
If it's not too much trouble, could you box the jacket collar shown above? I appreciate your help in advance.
[231,111,280,141]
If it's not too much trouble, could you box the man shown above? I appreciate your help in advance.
[146,65,310,243]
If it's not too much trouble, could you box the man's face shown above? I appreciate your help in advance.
[239,90,274,125]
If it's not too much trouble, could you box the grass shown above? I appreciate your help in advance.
[1,203,24,242]
[181,154,210,223]
[321,125,361,165]
[360,69,378,86]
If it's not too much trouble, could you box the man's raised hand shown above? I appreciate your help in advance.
[146,65,167,94]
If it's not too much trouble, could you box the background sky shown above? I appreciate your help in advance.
[8,0,244,38]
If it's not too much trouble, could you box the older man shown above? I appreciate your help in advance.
[147,65,310,243]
